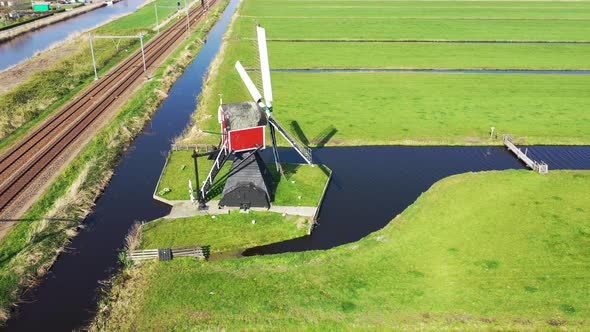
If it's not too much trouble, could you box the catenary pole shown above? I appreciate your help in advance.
[89,33,98,80]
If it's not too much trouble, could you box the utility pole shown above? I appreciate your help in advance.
[154,2,179,34]
[154,0,159,33]
[184,0,190,39]
[89,33,98,80]
[139,32,147,78]
[90,34,149,80]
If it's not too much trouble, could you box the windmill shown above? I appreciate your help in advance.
[197,25,313,209]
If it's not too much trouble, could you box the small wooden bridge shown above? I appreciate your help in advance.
[503,134,548,174]
[126,245,210,263]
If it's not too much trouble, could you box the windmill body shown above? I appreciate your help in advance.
[216,102,273,208]
[218,101,267,152]
[198,26,312,210]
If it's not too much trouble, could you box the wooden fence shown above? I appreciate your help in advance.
[171,143,217,152]
[126,246,210,263]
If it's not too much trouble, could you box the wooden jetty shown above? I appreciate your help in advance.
[127,246,210,263]
[502,135,548,174]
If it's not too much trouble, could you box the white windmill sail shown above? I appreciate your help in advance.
[234,26,313,166]
[256,26,273,109]
[235,61,263,106]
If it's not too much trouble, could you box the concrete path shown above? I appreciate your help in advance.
[163,200,317,219]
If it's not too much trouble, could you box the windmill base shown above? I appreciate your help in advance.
[219,151,273,209]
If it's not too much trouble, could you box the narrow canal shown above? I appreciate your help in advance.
[3,0,590,328]
[0,0,146,71]
[246,145,590,255]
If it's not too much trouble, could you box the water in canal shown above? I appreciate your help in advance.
[3,0,590,328]
[0,0,146,71]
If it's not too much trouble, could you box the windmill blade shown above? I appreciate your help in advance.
[269,125,282,174]
[235,61,263,105]
[268,116,313,165]
[256,26,273,109]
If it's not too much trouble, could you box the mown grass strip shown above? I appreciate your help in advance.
[225,40,590,70]
[140,211,309,253]
[240,0,590,19]
[234,16,590,41]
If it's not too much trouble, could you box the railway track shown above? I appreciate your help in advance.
[0,0,219,217]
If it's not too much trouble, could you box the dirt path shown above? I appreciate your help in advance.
[0,36,81,95]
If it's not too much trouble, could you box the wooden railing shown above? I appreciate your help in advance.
[171,143,217,152]
[126,246,210,262]
[502,134,548,174]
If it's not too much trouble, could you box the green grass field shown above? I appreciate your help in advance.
[197,70,590,145]
[182,0,590,146]
[94,170,590,330]
[235,17,590,41]
[269,72,590,145]
[213,39,590,70]
[241,0,590,19]
[263,42,590,70]
[156,151,330,206]
[141,211,309,253]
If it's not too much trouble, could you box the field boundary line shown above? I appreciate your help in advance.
[265,68,590,75]
[239,15,590,21]
[257,38,590,44]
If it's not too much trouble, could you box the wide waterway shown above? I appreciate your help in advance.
[3,0,590,329]
[0,0,146,71]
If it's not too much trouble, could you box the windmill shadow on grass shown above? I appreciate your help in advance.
[291,121,338,179]
[312,125,338,148]
[268,163,303,202]
[290,121,338,150]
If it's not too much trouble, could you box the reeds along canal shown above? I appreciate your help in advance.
[3,0,590,328]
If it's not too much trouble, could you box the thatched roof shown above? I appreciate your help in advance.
[221,102,267,131]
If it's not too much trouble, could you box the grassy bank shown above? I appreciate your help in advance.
[90,209,309,331]
[0,0,183,146]
[0,1,228,322]
[90,170,590,330]
[178,0,590,146]
[156,150,330,205]
[141,211,309,252]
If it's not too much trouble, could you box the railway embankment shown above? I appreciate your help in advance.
[0,0,194,147]
[0,0,228,323]
[0,2,106,43]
